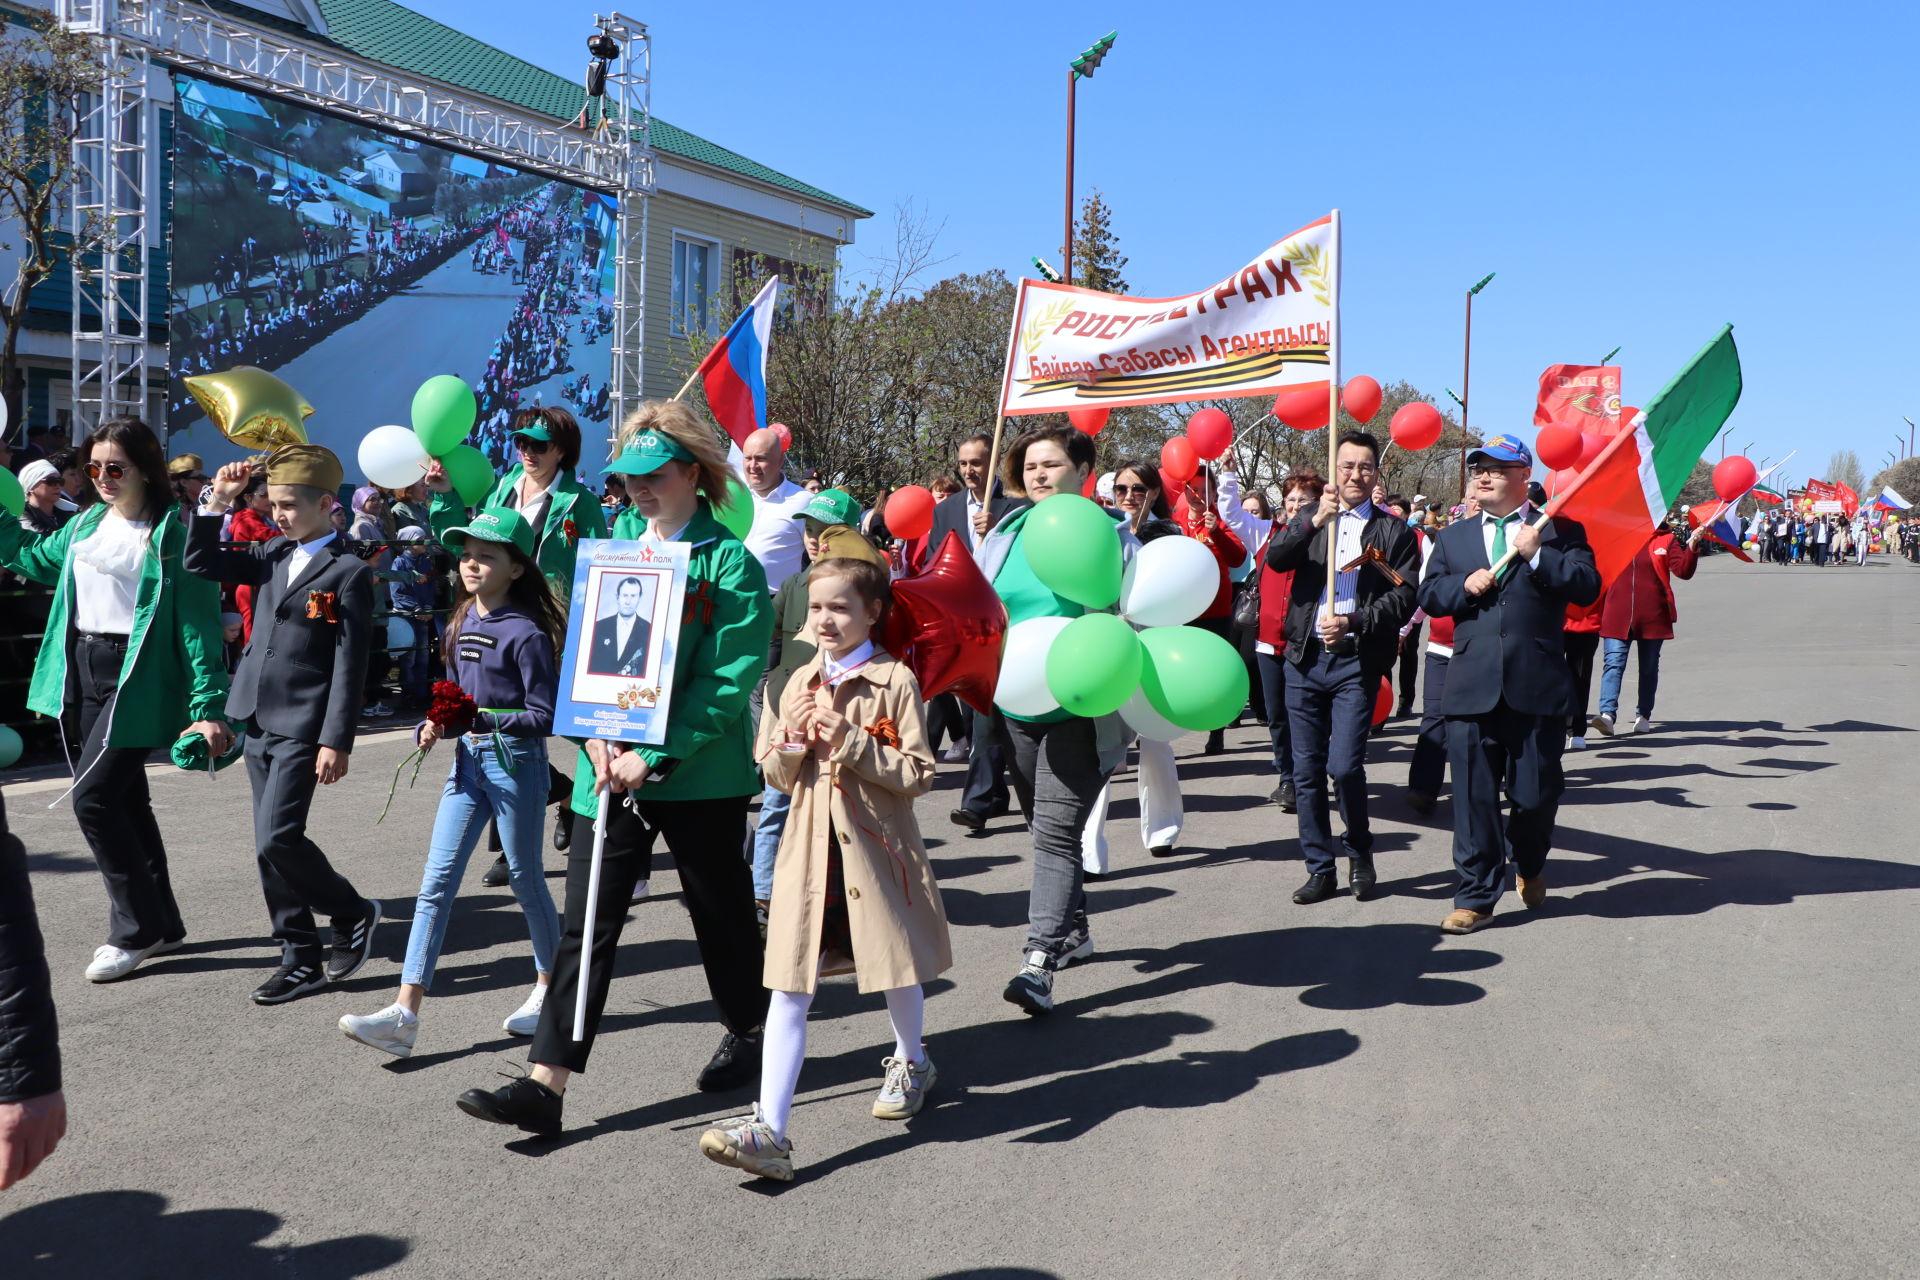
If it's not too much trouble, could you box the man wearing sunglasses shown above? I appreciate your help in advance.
[1417,435,1599,935]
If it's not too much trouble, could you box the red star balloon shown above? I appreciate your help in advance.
[880,531,1008,714]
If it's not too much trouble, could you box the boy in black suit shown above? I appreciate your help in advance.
[185,445,381,1003]
[1417,435,1600,934]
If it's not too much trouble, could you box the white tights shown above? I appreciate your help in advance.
[759,983,925,1142]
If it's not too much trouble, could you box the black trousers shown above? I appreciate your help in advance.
[1284,647,1373,873]
[1445,702,1566,912]
[1408,650,1450,799]
[530,792,767,1074]
[1563,631,1601,735]
[925,693,966,753]
[244,728,366,963]
[1255,651,1292,780]
[961,707,1011,818]
[69,634,180,950]
[1395,623,1422,712]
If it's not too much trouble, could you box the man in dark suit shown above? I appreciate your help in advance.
[1266,430,1420,904]
[186,445,382,1004]
[588,575,651,676]
[935,433,1031,833]
[1418,434,1601,934]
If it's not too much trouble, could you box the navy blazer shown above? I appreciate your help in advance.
[1265,506,1420,675]
[184,516,375,752]
[920,486,1029,569]
[1417,511,1601,717]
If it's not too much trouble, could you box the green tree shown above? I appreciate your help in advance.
[1071,188,1128,294]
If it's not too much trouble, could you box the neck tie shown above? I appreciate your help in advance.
[1491,512,1519,562]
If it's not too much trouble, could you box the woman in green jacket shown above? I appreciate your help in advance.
[0,419,231,984]
[455,399,773,1137]
[425,406,608,864]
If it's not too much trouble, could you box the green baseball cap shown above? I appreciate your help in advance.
[608,430,694,477]
[441,506,535,557]
[510,422,552,443]
[795,487,860,527]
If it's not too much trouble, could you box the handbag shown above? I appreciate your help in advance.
[1231,525,1278,632]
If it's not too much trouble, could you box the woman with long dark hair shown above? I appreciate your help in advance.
[0,418,231,982]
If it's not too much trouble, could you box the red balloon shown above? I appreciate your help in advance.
[879,532,1009,714]
[1069,406,1110,436]
[770,422,793,450]
[1713,455,1757,501]
[1576,432,1606,469]
[1186,408,1234,460]
[1160,436,1199,485]
[1372,676,1393,727]
[1341,375,1383,424]
[1272,383,1332,432]
[883,485,936,541]
[1548,466,1580,497]
[1388,401,1444,451]
[1535,424,1583,471]
[1082,470,1101,499]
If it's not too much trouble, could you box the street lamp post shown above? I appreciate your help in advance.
[1903,416,1915,458]
[1063,31,1117,289]
[1458,272,1494,498]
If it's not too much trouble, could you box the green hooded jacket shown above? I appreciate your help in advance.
[569,499,772,815]
[427,465,608,597]
[0,503,229,747]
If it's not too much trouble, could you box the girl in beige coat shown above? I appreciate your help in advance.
[700,558,951,1182]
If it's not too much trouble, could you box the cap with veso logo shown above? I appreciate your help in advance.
[607,430,694,476]
[794,488,860,527]
[1466,434,1533,468]
[440,506,535,557]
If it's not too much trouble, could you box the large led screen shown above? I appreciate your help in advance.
[166,71,617,472]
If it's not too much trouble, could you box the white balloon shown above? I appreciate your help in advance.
[358,424,430,489]
[1119,534,1219,628]
[994,616,1073,717]
[1120,687,1188,742]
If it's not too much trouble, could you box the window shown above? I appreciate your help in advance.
[671,234,718,335]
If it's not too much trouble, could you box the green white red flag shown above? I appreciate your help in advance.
[1545,326,1743,592]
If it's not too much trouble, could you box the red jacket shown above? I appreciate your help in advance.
[1172,498,1247,619]
[1564,597,1602,635]
[1599,530,1697,640]
[228,506,283,643]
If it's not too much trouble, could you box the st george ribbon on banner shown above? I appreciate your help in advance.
[1534,364,1623,430]
[998,215,1336,416]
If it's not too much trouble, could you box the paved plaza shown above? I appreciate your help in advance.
[2,556,1916,1278]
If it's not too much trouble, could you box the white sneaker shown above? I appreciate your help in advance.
[503,985,546,1036]
[339,1004,417,1058]
[85,942,159,982]
[1633,716,1652,734]
[941,738,971,764]
[631,878,650,904]
[1568,736,1587,751]
[1589,712,1616,737]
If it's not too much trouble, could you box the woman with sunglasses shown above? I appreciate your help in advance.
[0,418,231,982]
[425,407,607,866]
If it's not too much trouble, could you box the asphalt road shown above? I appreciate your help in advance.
[2,555,1916,1279]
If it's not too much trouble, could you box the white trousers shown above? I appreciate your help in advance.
[1081,734,1184,873]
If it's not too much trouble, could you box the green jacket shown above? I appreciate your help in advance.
[428,465,608,597]
[0,503,228,747]
[570,499,773,814]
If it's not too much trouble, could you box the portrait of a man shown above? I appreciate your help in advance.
[588,575,653,676]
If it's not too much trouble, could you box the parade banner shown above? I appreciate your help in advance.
[1806,479,1843,510]
[998,216,1336,415]
[1533,364,1622,430]
[553,539,690,745]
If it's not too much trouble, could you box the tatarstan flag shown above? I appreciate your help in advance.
[1547,326,1743,592]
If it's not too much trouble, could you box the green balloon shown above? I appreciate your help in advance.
[411,374,477,457]
[0,723,20,769]
[440,444,496,508]
[0,465,20,519]
[1139,625,1250,732]
[1021,493,1121,609]
[1044,612,1143,718]
[715,476,755,540]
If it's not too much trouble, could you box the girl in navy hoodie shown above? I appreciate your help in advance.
[339,508,565,1058]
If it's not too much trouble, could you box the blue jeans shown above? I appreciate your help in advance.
[749,781,789,899]
[401,734,560,988]
[396,615,439,701]
[1256,651,1293,780]
[1598,637,1664,721]
[1284,648,1373,874]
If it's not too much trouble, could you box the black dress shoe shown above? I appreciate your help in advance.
[326,900,381,982]
[252,959,327,1005]
[697,1028,764,1092]
[1204,731,1225,755]
[1271,781,1297,813]
[1405,791,1436,816]
[1349,857,1378,902]
[456,1077,563,1136]
[1292,872,1339,905]
[482,855,511,888]
[949,807,986,832]
[1149,844,1179,858]
[552,806,574,852]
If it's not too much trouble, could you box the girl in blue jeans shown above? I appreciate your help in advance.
[339,508,564,1059]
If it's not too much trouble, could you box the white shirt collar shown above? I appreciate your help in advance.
[294,530,337,555]
[820,639,876,687]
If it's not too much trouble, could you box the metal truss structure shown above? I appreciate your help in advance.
[54,0,653,435]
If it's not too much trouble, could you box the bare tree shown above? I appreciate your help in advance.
[0,17,106,438]
[1825,448,1865,494]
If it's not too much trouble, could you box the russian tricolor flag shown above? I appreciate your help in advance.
[698,276,780,448]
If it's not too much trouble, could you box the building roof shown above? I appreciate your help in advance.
[366,148,430,173]
[285,0,870,216]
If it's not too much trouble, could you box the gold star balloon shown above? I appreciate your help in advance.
[182,365,314,450]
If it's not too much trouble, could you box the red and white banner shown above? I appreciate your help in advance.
[998,216,1336,416]
[1533,364,1622,431]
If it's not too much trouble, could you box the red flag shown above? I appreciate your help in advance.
[1836,482,1860,517]
[1534,364,1622,431]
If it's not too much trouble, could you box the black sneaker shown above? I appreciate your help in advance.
[1003,951,1055,1016]
[252,959,327,1005]
[327,900,381,983]
[455,1076,563,1136]
[697,1028,763,1092]
[551,806,574,852]
[481,855,511,888]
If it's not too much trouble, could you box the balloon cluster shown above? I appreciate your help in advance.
[1536,406,1637,496]
[994,494,1248,738]
[359,375,489,502]
[1158,407,1235,487]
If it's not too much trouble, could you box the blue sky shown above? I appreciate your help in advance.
[412,0,1918,481]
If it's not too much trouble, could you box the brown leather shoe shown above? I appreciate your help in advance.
[1440,909,1492,935]
[1516,875,1546,909]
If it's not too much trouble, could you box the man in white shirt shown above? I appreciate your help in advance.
[739,428,810,593]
